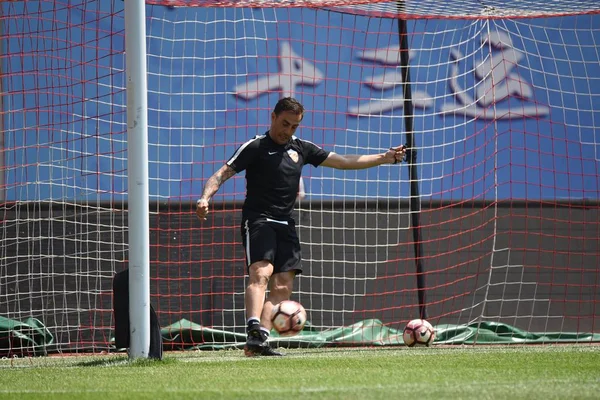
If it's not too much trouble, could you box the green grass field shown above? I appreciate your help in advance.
[0,346,598,399]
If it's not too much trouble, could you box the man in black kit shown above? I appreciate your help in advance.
[196,97,406,356]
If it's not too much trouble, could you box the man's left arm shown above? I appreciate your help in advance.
[320,145,406,170]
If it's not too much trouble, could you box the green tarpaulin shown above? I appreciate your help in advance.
[160,318,600,351]
[0,316,54,357]
[3,316,599,356]
[434,322,600,344]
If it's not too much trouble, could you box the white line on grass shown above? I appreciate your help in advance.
[0,379,598,395]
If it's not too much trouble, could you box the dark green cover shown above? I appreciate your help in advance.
[434,321,600,344]
[160,318,600,350]
[3,315,599,356]
[0,316,54,357]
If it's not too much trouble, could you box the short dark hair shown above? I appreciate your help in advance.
[273,97,305,117]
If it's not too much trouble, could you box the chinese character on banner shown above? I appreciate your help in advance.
[234,41,324,100]
[440,31,549,119]
[348,46,433,115]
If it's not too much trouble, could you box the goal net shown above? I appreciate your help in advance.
[1,0,599,354]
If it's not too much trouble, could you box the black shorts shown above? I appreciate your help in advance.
[241,218,302,275]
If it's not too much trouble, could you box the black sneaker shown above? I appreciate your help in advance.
[243,331,284,357]
[244,339,285,357]
[246,323,266,341]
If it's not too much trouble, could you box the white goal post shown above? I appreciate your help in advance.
[124,0,151,360]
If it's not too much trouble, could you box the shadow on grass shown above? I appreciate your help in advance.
[74,356,176,367]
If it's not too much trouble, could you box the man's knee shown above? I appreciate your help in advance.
[248,260,274,287]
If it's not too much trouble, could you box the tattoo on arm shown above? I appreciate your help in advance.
[201,165,236,201]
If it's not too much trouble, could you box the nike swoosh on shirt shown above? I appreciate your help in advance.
[268,151,278,155]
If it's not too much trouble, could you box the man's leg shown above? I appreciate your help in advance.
[245,260,273,323]
[242,218,299,356]
[244,271,295,357]
[260,270,295,330]
[244,260,284,357]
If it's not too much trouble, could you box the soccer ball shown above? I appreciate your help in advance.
[402,319,435,347]
[271,300,307,336]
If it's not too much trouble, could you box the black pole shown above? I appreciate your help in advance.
[396,2,427,320]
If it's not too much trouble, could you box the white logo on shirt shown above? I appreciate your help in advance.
[287,149,299,163]
[268,151,277,155]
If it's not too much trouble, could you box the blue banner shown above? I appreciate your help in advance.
[3,3,599,201]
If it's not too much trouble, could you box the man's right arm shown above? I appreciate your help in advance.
[196,164,237,220]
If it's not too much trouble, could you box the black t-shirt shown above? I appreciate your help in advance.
[227,131,330,221]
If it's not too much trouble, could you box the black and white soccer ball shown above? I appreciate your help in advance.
[271,300,307,336]
[402,319,435,347]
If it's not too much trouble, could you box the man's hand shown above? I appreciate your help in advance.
[386,145,407,164]
[196,198,209,221]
